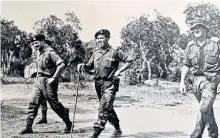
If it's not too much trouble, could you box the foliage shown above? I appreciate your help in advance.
[1,18,32,76]
[121,10,180,84]
[184,2,220,38]
[32,11,85,82]
[33,12,84,65]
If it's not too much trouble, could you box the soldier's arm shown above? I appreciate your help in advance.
[52,63,66,79]
[180,65,190,83]
[180,43,192,83]
[84,52,95,72]
[211,37,220,71]
[211,37,220,56]
[216,38,220,60]
[50,51,66,79]
[115,50,134,74]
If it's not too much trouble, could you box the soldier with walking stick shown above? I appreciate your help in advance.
[78,29,133,138]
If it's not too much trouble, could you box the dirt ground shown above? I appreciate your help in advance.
[1,80,220,138]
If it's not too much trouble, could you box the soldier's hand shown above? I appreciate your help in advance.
[77,64,85,73]
[114,70,121,77]
[46,77,55,84]
[179,82,187,96]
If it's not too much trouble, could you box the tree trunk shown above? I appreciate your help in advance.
[140,57,147,83]
[157,64,163,77]
[146,61,151,80]
[7,50,15,75]
[1,51,5,74]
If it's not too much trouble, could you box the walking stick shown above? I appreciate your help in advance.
[70,73,80,138]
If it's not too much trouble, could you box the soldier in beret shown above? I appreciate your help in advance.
[29,43,48,125]
[30,35,54,125]
[19,34,72,135]
[78,29,133,138]
[180,18,220,138]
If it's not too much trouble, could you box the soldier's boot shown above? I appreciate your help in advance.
[112,123,122,137]
[19,119,34,135]
[61,108,73,134]
[90,127,103,138]
[36,110,47,124]
[112,129,122,137]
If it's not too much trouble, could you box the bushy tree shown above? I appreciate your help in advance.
[1,18,32,76]
[121,10,180,84]
[184,2,220,38]
[33,11,85,82]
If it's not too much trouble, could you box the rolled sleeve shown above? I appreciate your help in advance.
[218,41,220,60]
[183,47,192,67]
[50,51,64,66]
[116,50,133,63]
[85,52,94,69]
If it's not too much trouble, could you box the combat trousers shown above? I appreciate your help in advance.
[190,76,218,138]
[94,79,120,130]
[27,76,70,124]
[40,100,47,112]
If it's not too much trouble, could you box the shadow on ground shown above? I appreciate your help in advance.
[123,131,188,138]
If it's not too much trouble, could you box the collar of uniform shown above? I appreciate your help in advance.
[98,45,111,54]
[195,39,209,48]
[39,44,49,55]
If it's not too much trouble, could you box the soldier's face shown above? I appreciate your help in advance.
[32,40,44,51]
[192,25,208,38]
[96,35,109,48]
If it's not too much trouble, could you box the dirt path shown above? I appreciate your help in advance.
[1,82,220,138]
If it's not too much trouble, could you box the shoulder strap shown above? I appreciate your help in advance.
[187,40,195,47]
[211,37,220,43]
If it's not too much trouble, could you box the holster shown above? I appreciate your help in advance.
[207,75,220,91]
[112,77,120,92]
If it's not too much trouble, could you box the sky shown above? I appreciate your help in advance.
[1,0,220,45]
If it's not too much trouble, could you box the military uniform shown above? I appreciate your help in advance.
[32,49,48,124]
[28,46,70,122]
[20,34,72,134]
[183,37,220,138]
[84,43,133,137]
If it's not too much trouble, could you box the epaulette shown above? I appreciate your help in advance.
[93,47,100,52]
[187,40,195,47]
[211,37,220,43]
[47,47,54,52]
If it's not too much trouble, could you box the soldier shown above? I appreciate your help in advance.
[19,34,72,135]
[180,18,219,138]
[30,44,48,125]
[78,29,133,138]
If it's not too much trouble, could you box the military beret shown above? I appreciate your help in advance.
[32,33,45,42]
[190,18,210,31]
[95,29,110,38]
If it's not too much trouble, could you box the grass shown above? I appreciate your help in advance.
[1,104,26,121]
[1,104,27,138]
[1,77,34,85]
[1,79,196,138]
